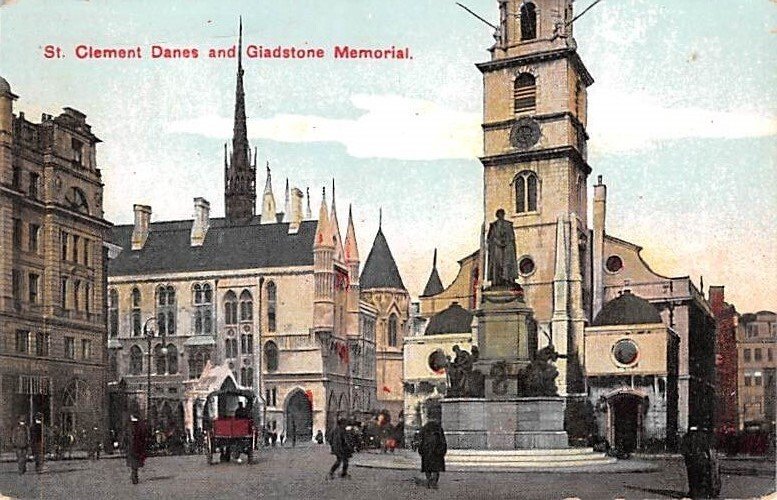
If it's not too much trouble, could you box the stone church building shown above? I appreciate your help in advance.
[106,25,394,441]
[418,0,715,450]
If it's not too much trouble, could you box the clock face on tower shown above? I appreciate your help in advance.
[510,117,541,150]
[65,186,89,214]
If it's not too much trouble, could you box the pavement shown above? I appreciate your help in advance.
[0,446,774,500]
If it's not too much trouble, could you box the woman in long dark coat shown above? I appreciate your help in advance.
[418,421,447,489]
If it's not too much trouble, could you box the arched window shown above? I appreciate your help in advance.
[224,291,238,325]
[240,367,254,387]
[241,331,254,354]
[520,2,537,41]
[266,282,277,332]
[108,289,119,338]
[129,345,143,375]
[155,343,166,374]
[514,73,536,114]
[193,283,213,335]
[515,171,539,213]
[239,290,253,322]
[188,351,209,380]
[167,344,178,375]
[108,351,118,379]
[225,338,238,358]
[264,341,279,372]
[156,285,176,335]
[131,288,142,336]
[388,314,398,347]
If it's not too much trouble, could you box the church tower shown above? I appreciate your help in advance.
[479,0,593,395]
[224,19,257,220]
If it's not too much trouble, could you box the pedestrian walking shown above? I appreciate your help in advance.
[681,426,721,498]
[327,419,354,479]
[315,429,324,444]
[30,413,45,473]
[125,415,147,485]
[11,417,30,475]
[417,420,447,489]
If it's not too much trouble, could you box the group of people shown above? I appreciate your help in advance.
[326,417,447,490]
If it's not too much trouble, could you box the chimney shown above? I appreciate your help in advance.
[288,187,304,234]
[191,197,210,246]
[131,204,152,251]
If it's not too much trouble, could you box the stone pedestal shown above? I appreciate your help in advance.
[474,288,537,399]
[441,397,568,450]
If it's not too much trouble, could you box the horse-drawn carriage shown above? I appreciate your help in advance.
[203,387,257,464]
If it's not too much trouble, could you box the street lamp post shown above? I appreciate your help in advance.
[143,317,166,429]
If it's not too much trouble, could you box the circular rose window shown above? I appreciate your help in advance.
[428,349,447,374]
[519,257,536,276]
[612,339,639,366]
[605,255,623,273]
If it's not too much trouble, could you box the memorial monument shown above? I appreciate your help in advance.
[440,209,569,450]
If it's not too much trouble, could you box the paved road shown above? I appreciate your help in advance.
[0,446,774,499]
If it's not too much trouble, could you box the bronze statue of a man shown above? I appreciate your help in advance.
[487,209,518,287]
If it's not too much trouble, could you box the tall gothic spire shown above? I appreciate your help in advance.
[225,16,256,220]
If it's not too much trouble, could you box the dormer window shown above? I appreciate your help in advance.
[520,2,537,41]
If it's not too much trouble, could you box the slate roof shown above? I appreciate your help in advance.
[360,227,406,291]
[425,302,473,335]
[591,290,663,327]
[109,216,317,276]
[421,267,444,297]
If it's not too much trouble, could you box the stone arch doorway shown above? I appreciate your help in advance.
[607,391,647,453]
[285,389,313,442]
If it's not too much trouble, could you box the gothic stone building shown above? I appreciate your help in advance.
[0,76,111,442]
[107,26,379,440]
[418,0,716,449]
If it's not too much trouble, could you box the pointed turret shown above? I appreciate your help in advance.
[282,178,290,222]
[344,204,359,264]
[330,180,344,262]
[421,249,444,297]
[224,17,256,220]
[305,187,313,220]
[361,213,406,291]
[260,162,277,224]
[314,187,332,248]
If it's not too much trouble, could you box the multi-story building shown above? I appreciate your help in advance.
[106,25,378,441]
[416,0,717,448]
[737,310,776,429]
[0,76,111,439]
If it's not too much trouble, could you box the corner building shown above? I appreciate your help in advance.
[0,76,111,439]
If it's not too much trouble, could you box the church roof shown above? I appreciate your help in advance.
[109,217,317,276]
[421,249,443,297]
[425,302,473,335]
[591,290,663,327]
[360,227,405,291]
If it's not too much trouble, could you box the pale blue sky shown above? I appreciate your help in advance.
[1,0,775,311]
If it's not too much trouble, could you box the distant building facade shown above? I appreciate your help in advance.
[736,310,776,429]
[709,286,739,433]
[0,76,111,442]
[106,25,378,441]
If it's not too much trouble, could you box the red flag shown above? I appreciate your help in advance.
[305,390,314,407]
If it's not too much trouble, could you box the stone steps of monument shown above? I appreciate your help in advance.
[446,448,616,466]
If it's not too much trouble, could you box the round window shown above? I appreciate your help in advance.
[428,349,447,374]
[605,255,623,273]
[519,257,536,276]
[612,339,639,366]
